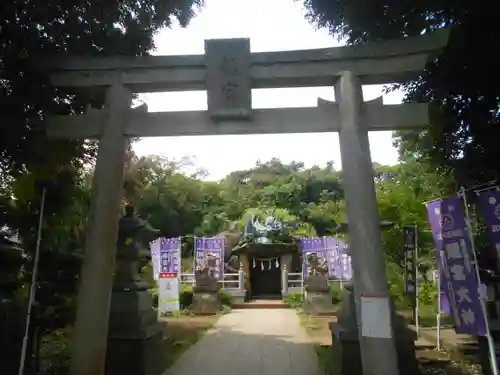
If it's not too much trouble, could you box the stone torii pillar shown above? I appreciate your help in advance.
[68,88,139,375]
[320,87,410,375]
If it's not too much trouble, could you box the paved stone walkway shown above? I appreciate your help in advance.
[163,309,321,375]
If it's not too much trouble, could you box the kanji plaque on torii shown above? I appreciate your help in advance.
[205,38,252,120]
[39,29,449,375]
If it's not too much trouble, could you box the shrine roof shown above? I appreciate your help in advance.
[231,242,299,257]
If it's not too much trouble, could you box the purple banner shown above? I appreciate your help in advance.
[427,205,452,315]
[477,188,500,272]
[301,237,352,280]
[194,237,224,280]
[324,237,341,279]
[436,255,451,315]
[159,237,181,274]
[426,197,486,335]
[301,237,326,279]
[340,250,353,281]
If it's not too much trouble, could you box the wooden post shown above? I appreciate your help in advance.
[282,263,289,296]
[238,262,245,293]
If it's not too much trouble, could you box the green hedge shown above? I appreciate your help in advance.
[151,284,233,311]
[284,283,344,309]
[283,292,304,308]
[178,285,233,308]
[330,282,343,303]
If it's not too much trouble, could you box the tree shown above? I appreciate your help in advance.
[0,0,203,184]
[0,1,203,373]
[0,0,205,249]
[300,0,500,186]
[219,159,344,233]
[374,157,452,264]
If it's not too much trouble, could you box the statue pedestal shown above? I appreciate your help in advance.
[329,286,419,375]
[230,290,245,305]
[303,275,335,316]
[106,289,165,375]
[192,269,222,315]
[304,291,335,315]
[192,287,221,315]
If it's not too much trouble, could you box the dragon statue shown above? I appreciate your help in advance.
[242,209,299,244]
[216,210,300,273]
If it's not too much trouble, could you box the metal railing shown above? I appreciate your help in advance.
[283,271,345,295]
[220,273,240,289]
[182,271,347,295]
[180,272,242,290]
[287,272,304,293]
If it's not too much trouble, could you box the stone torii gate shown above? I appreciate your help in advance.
[41,30,448,375]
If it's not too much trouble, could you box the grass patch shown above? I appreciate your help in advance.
[399,307,454,328]
[161,315,218,369]
[39,314,220,373]
[39,328,73,375]
[283,292,304,309]
[298,312,336,374]
[315,345,337,375]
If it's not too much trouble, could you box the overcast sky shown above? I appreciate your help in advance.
[134,0,404,180]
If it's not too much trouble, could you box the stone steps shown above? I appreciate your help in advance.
[233,299,291,309]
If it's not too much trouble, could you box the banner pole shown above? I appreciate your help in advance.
[18,187,46,375]
[220,236,225,284]
[415,224,420,337]
[436,270,441,351]
[178,236,182,283]
[337,241,344,290]
[424,181,498,206]
[193,236,197,286]
[459,186,499,375]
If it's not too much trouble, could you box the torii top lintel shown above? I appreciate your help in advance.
[39,29,449,92]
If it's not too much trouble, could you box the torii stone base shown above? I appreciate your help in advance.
[329,284,419,375]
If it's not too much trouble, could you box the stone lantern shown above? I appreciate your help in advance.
[105,205,165,375]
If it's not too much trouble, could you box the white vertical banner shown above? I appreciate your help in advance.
[158,272,180,316]
[149,238,162,281]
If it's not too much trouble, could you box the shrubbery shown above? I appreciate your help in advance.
[385,260,439,312]
[283,292,304,308]
[283,282,344,309]
[282,269,439,315]
[1,299,25,375]
[330,281,343,303]
[151,284,233,312]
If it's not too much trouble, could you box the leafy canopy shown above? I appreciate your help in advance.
[300,0,500,186]
[0,1,202,373]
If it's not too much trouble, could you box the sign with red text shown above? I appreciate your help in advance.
[158,272,179,315]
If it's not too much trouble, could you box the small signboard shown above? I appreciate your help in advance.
[403,225,417,299]
[158,272,180,316]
